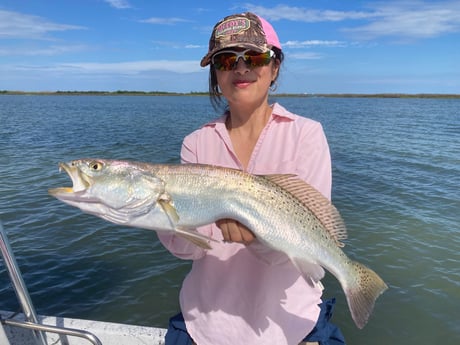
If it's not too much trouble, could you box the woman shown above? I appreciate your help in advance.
[158,12,345,345]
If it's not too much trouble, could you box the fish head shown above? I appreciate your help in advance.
[48,159,165,223]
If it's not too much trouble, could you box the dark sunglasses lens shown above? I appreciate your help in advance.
[213,51,273,71]
[246,51,272,68]
[213,53,237,71]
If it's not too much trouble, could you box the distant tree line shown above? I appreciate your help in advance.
[1,90,459,98]
[0,90,208,96]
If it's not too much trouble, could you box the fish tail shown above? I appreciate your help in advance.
[345,261,388,329]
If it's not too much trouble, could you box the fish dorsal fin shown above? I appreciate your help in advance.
[264,174,347,247]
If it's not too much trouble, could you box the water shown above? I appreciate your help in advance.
[1,95,459,344]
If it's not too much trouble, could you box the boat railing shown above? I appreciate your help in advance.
[0,221,103,345]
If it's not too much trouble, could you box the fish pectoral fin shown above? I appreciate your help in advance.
[158,194,180,224]
[157,193,214,250]
[290,257,325,287]
[174,227,215,250]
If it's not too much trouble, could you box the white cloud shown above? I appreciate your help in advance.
[7,60,204,75]
[343,1,460,39]
[104,0,131,9]
[288,52,323,60]
[140,17,191,25]
[283,40,346,48]
[0,10,85,39]
[243,4,374,22]
[0,45,89,57]
[243,2,460,40]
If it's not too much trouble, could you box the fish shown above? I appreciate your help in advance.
[49,158,388,329]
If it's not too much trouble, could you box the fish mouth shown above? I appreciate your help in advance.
[48,162,92,198]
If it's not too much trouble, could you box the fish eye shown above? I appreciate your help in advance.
[89,161,104,171]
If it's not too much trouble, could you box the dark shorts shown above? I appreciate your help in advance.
[165,298,346,345]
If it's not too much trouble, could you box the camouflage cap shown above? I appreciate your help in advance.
[200,12,282,67]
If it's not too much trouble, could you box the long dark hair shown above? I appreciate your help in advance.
[208,47,284,112]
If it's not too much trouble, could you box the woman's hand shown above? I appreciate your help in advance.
[216,219,255,244]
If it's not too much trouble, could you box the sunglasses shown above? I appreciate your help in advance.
[211,49,275,71]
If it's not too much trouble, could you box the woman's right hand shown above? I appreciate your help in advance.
[216,219,255,245]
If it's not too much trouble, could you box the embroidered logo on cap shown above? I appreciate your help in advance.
[215,17,250,37]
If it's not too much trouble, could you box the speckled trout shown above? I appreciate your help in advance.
[49,158,387,329]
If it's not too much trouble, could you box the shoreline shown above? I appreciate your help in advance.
[1,90,459,99]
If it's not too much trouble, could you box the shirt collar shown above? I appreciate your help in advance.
[204,102,295,129]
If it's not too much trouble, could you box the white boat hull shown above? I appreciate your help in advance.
[0,310,167,345]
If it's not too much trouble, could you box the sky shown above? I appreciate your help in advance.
[0,0,459,94]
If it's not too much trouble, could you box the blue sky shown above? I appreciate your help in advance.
[1,0,459,94]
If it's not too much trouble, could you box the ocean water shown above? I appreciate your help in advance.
[0,95,459,345]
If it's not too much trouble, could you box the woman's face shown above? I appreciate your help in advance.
[213,48,280,107]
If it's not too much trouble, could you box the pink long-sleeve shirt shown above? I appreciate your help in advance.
[158,103,332,345]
